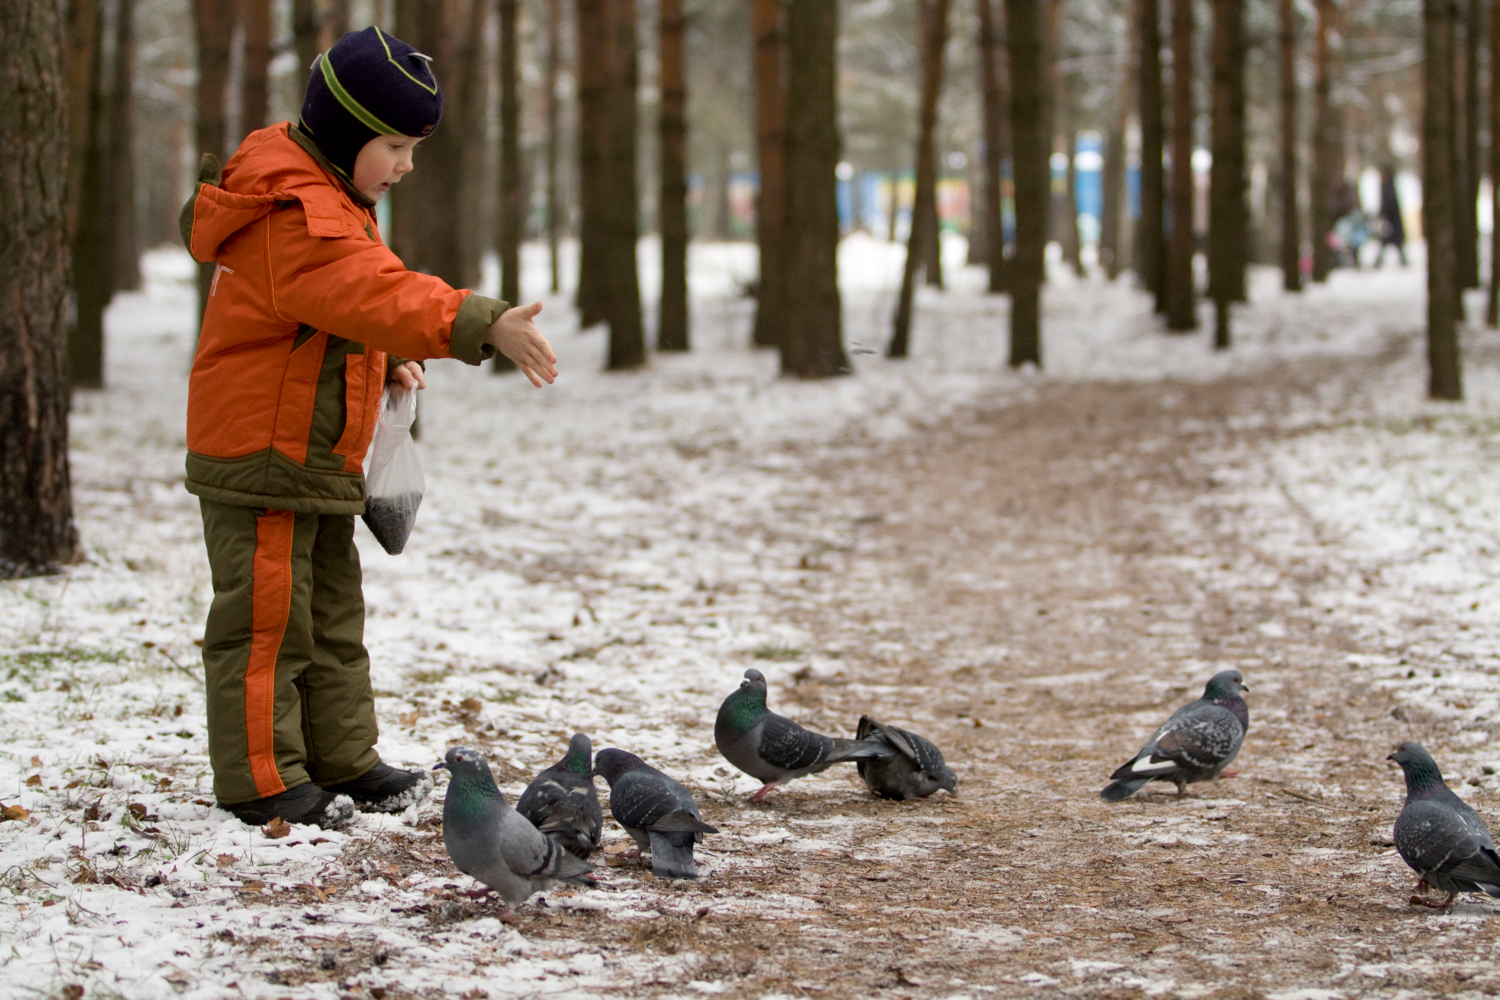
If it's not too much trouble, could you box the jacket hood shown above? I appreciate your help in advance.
[186,123,370,263]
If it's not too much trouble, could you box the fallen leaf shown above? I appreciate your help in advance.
[216,853,237,870]
[1,805,30,822]
[459,697,483,714]
[24,775,40,787]
[30,756,42,769]
[83,799,103,822]
[73,865,97,884]
[261,817,292,839]
[237,881,265,892]
[128,803,148,820]
[399,709,422,726]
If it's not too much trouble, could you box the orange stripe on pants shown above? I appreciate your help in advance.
[247,509,295,797]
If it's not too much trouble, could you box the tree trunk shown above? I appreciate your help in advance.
[890,0,951,359]
[1005,0,1046,368]
[1136,0,1165,310]
[193,0,235,327]
[1426,0,1462,400]
[976,0,1008,292]
[293,0,319,78]
[1,0,80,577]
[458,0,489,290]
[1100,3,1135,281]
[1063,126,1082,276]
[1310,0,1334,283]
[603,0,645,369]
[657,0,689,351]
[545,0,561,294]
[575,0,607,327]
[491,0,521,374]
[70,0,108,389]
[920,163,944,287]
[1458,0,1481,289]
[1045,1,1079,274]
[781,0,847,378]
[64,0,98,247]
[240,0,271,138]
[921,0,946,298]
[1164,0,1196,331]
[110,0,140,293]
[1279,0,1301,292]
[1488,0,1500,325]
[1208,0,1243,348]
[751,0,788,348]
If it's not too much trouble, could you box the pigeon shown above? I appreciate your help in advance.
[1389,741,1500,908]
[515,734,604,860]
[594,748,717,879]
[1100,669,1249,802]
[435,746,596,909]
[715,667,893,801]
[855,716,958,800]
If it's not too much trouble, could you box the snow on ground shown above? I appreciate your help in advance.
[2,234,1498,998]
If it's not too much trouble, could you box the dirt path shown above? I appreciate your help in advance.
[489,343,1497,999]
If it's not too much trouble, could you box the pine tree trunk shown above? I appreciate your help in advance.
[781,0,847,378]
[751,0,788,348]
[1426,0,1462,400]
[491,0,521,374]
[921,167,944,287]
[240,0,271,138]
[1005,0,1046,368]
[1136,0,1165,310]
[1164,0,1196,331]
[1044,1,1079,274]
[1227,0,1246,302]
[891,0,951,359]
[293,0,319,80]
[193,0,235,328]
[603,0,644,369]
[1063,126,1082,276]
[545,0,561,294]
[1100,5,1135,281]
[575,0,607,327]
[976,0,1008,292]
[458,0,489,290]
[1279,0,1301,292]
[657,0,689,351]
[70,0,108,389]
[1208,0,1243,348]
[1,0,80,577]
[1310,0,1334,283]
[921,0,946,298]
[1488,0,1500,326]
[111,0,140,293]
[1458,0,1481,289]
[64,0,98,247]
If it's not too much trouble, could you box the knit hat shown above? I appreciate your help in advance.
[298,26,443,182]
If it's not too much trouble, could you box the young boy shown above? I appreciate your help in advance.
[180,26,556,827]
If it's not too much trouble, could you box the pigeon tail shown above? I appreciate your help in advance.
[1100,777,1151,802]
[538,808,599,858]
[824,736,896,764]
[648,809,719,835]
[648,830,699,879]
[856,716,919,760]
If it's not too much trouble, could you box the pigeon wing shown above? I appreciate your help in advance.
[757,712,836,771]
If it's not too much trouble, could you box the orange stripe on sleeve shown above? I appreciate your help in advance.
[247,509,296,798]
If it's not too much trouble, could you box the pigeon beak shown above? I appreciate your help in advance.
[1239,682,1250,692]
[433,761,447,771]
[1386,753,1398,763]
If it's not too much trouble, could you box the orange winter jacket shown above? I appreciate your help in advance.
[181,123,507,514]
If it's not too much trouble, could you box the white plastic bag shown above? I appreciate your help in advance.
[362,384,424,554]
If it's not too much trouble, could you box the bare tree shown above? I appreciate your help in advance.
[1100,3,1135,281]
[603,0,645,369]
[890,0,951,359]
[293,0,319,81]
[491,0,521,374]
[1310,0,1334,283]
[1136,0,1165,311]
[1279,0,1301,292]
[70,0,108,387]
[1046,1,1080,276]
[781,0,847,378]
[1,0,79,576]
[1488,0,1500,325]
[241,0,271,138]
[1005,0,1046,367]
[657,0,689,351]
[1208,0,1244,348]
[976,0,1009,292]
[111,0,140,292]
[1425,0,1462,400]
[1164,0,1195,331]
[1457,0,1480,289]
[751,0,787,348]
[193,0,235,326]
[545,0,561,294]
[575,0,606,327]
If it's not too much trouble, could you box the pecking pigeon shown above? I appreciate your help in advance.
[515,734,604,859]
[1389,741,1500,908]
[1100,669,1249,801]
[435,746,596,908]
[715,668,893,801]
[594,748,717,879]
[855,716,958,800]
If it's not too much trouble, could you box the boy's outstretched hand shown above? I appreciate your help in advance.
[484,301,558,387]
[390,360,426,390]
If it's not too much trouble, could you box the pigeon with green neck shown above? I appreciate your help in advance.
[1390,741,1500,908]
[435,746,596,910]
[715,668,893,802]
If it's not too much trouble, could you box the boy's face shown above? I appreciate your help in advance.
[352,135,423,202]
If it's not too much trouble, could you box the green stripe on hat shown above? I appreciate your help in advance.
[318,53,401,136]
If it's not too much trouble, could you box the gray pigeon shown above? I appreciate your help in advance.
[435,746,596,909]
[715,668,893,801]
[1100,669,1249,801]
[515,734,604,859]
[594,749,717,879]
[1389,741,1500,908]
[855,716,958,800]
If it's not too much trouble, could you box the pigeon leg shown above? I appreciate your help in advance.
[748,782,780,803]
[1217,770,1239,779]
[459,886,494,900]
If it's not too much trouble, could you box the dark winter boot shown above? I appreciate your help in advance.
[219,782,356,829]
[323,762,434,813]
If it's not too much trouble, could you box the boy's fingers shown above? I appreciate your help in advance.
[519,364,544,388]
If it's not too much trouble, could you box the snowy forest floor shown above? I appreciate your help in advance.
[6,238,1500,999]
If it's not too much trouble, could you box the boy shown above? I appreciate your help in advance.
[180,26,556,827]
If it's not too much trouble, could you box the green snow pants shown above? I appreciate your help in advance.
[199,499,379,804]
